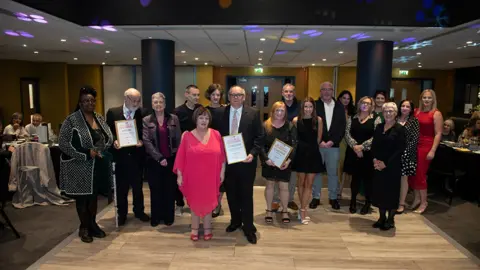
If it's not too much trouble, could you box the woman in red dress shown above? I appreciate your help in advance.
[409,89,443,214]
[173,106,226,241]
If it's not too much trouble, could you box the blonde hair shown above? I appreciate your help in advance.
[418,89,437,112]
[356,96,374,115]
[382,102,398,114]
[264,101,287,134]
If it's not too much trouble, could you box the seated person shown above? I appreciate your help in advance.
[25,113,57,140]
[458,117,480,142]
[441,119,456,142]
[3,112,28,138]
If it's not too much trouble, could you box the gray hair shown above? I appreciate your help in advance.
[124,88,141,97]
[320,81,333,90]
[151,92,166,101]
[229,85,246,95]
[283,83,295,91]
[382,102,398,113]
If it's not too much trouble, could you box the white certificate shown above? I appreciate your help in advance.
[267,138,293,168]
[222,133,248,164]
[115,120,139,148]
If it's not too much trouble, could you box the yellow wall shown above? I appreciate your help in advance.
[306,67,334,99]
[337,67,357,100]
[195,66,214,106]
[67,65,104,114]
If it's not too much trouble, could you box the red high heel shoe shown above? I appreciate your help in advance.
[190,228,199,241]
[203,228,213,241]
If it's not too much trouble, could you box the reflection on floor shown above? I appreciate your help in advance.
[21,186,480,270]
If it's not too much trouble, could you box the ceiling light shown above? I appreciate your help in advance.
[260,38,266,41]
[466,41,473,44]
[105,50,110,53]
[204,62,208,65]
[133,57,137,60]
[181,50,186,53]
[148,37,152,39]
[338,51,344,54]
[22,44,27,47]
[73,58,78,60]
[259,50,264,53]
[416,52,422,55]
[449,61,453,63]
[257,63,262,66]
[418,62,422,65]
[258,58,262,61]
[102,62,106,65]
[33,51,38,54]
[311,63,316,66]
[418,65,422,68]
[381,38,384,40]
[195,57,199,60]
[60,39,66,42]
[394,46,399,50]
[183,61,187,64]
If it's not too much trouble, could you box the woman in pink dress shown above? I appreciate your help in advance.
[409,89,443,214]
[173,106,226,241]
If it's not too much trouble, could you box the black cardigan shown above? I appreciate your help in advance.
[315,99,347,148]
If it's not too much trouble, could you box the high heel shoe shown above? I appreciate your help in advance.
[265,210,274,224]
[413,203,428,214]
[281,211,290,224]
[299,209,309,225]
[409,201,421,210]
[396,204,405,215]
[190,228,199,241]
[203,228,213,241]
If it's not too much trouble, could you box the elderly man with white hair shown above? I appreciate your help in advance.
[106,88,150,226]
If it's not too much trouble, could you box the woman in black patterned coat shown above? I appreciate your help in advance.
[396,100,419,214]
[59,86,113,243]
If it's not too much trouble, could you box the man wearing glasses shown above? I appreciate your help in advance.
[219,85,264,244]
[106,88,150,226]
[311,82,346,210]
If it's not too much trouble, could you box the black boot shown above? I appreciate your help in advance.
[360,201,371,215]
[88,197,106,238]
[373,209,386,229]
[381,210,396,231]
[76,198,93,243]
[349,199,357,214]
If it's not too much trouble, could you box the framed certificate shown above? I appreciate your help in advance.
[267,138,293,168]
[222,133,248,164]
[114,120,139,148]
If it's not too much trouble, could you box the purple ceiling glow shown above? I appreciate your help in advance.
[243,25,258,29]
[90,38,104,44]
[470,24,480,29]
[402,37,417,43]
[34,19,47,24]
[275,51,287,55]
[80,37,104,44]
[357,35,371,39]
[30,15,44,20]
[309,32,323,37]
[140,0,152,7]
[102,26,117,32]
[303,30,317,35]
[4,30,20,36]
[17,17,32,22]
[249,28,264,33]
[18,31,34,38]
[15,12,48,23]
[286,34,299,39]
[394,41,399,45]
[15,12,27,17]
[351,33,364,39]
[89,26,102,30]
[80,39,90,43]
[336,37,348,41]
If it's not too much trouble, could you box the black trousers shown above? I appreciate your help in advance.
[75,195,98,229]
[147,157,175,224]
[115,154,145,218]
[224,162,257,233]
[350,154,373,202]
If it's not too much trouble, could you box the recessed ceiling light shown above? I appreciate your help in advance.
[33,51,38,54]
[449,60,453,63]
[73,57,78,60]
[259,50,264,53]
[338,51,344,54]
[257,63,262,65]
[183,61,187,64]
[204,62,208,65]
[322,58,327,61]
[394,46,399,50]
[181,50,186,53]
[418,65,422,68]
[418,62,422,65]
[60,39,66,42]
[105,50,110,53]
[195,57,199,60]
[258,58,262,61]
[311,63,316,66]
[133,57,137,60]
[148,37,152,39]
[466,41,473,44]
[380,38,384,40]
[416,52,422,55]
[260,38,266,41]
[22,44,27,47]
[102,62,106,65]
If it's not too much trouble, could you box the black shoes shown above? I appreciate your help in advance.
[288,201,299,211]
[380,219,395,231]
[330,199,341,210]
[309,199,320,209]
[349,201,357,214]
[226,223,242,233]
[79,228,93,243]
[212,205,222,218]
[118,216,126,226]
[89,223,106,238]
[135,212,150,222]
[360,203,371,215]
[245,232,257,244]
[372,219,385,229]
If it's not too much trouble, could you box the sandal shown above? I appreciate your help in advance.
[190,228,199,241]
[396,204,405,214]
[299,209,309,225]
[281,211,290,224]
[265,210,274,224]
[203,227,213,241]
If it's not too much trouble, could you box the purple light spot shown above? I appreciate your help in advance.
[336,37,348,41]
[80,39,90,43]
[102,26,117,32]
[351,33,364,39]
[243,25,258,29]
[470,24,480,29]
[18,31,34,38]
[402,37,416,43]
[286,34,299,39]
[4,30,19,36]
[394,41,399,45]
[357,35,371,39]
[275,51,287,55]
[17,17,32,22]
[15,12,28,17]
[433,5,442,17]
[30,14,44,20]
[90,38,104,45]
[34,19,48,24]
[416,10,425,22]
[140,0,152,7]
[303,30,317,35]
[309,32,323,37]
[249,28,264,33]
[89,26,102,30]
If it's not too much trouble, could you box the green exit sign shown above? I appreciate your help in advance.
[399,70,409,75]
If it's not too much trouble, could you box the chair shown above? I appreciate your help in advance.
[428,144,466,205]
[0,150,20,238]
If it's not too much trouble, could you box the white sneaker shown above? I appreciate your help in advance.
[175,206,183,216]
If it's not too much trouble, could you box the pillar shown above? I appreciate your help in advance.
[141,39,175,112]
[355,41,394,102]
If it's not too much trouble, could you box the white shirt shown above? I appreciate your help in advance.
[323,99,335,131]
[123,104,136,120]
[229,106,243,134]
[25,123,57,140]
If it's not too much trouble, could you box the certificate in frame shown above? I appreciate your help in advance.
[222,133,248,165]
[267,138,293,168]
[114,120,139,148]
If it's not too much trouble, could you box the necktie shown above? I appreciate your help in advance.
[231,110,238,135]
[126,110,132,120]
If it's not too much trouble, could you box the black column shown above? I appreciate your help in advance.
[355,41,393,102]
[141,39,175,112]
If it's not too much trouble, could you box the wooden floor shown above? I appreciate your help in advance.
[33,186,480,270]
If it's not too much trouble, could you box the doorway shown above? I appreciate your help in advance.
[226,76,295,120]
[390,78,434,107]
[20,78,40,123]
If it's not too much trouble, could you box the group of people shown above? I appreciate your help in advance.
[2,112,56,140]
[55,80,449,245]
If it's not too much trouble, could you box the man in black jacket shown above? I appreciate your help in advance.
[310,82,346,210]
[106,88,150,225]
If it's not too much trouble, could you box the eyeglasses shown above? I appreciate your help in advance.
[229,94,244,98]
[384,110,396,114]
[361,102,372,106]
[321,88,333,91]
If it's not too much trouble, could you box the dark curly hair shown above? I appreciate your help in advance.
[204,83,224,101]
[337,90,356,116]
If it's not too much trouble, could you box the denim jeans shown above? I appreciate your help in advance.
[312,147,340,200]
[272,172,297,203]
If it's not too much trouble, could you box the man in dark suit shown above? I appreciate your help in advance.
[310,81,347,210]
[219,85,264,244]
[106,88,150,225]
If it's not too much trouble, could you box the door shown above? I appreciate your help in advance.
[391,79,422,106]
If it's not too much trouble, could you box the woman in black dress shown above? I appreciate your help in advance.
[337,90,356,199]
[204,83,226,217]
[344,96,376,215]
[260,101,297,224]
[292,97,324,224]
[396,100,419,214]
[371,102,405,231]
[58,86,114,243]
